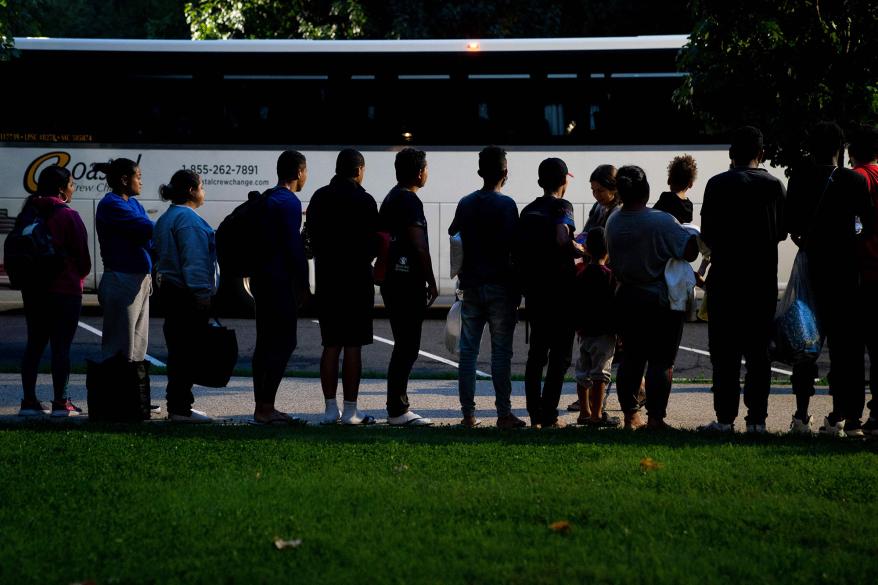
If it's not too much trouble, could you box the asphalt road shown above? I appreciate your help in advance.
[0,313,836,381]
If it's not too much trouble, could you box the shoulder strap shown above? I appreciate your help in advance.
[806,167,837,240]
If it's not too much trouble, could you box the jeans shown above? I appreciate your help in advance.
[524,298,574,425]
[21,290,82,403]
[159,282,209,417]
[615,288,684,420]
[458,284,520,417]
[381,283,427,417]
[251,275,298,405]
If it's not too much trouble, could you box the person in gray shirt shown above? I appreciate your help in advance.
[606,165,699,430]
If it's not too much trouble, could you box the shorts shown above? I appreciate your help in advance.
[574,333,616,385]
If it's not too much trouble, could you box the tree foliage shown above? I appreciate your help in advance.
[676,0,878,169]
[3,0,190,39]
[184,0,692,40]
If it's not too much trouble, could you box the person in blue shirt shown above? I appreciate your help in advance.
[250,150,309,425]
[94,158,154,365]
[154,169,217,423]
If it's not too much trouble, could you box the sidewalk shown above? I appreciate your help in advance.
[0,374,832,433]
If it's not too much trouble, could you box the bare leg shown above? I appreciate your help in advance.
[576,382,591,424]
[590,380,606,422]
[341,345,362,402]
[321,346,342,400]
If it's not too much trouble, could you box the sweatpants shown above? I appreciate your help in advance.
[381,283,427,417]
[98,271,151,362]
[250,275,298,406]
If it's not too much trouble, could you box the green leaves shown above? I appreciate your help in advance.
[676,0,878,169]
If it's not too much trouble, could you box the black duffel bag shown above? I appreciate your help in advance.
[191,319,238,388]
[86,355,151,422]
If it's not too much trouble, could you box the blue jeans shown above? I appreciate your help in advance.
[458,284,520,417]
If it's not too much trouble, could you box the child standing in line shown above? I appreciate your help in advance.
[573,227,618,427]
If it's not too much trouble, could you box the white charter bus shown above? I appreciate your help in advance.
[0,36,793,296]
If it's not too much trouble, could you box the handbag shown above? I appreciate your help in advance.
[192,318,239,388]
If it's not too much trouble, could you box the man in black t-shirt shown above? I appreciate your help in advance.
[377,148,437,426]
[308,149,379,426]
[699,127,786,434]
[515,158,581,427]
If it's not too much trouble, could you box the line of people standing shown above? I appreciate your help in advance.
[15,127,878,435]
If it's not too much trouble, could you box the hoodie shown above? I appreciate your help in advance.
[26,196,91,295]
[855,163,878,282]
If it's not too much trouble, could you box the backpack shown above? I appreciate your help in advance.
[514,201,559,289]
[215,188,275,278]
[3,200,66,290]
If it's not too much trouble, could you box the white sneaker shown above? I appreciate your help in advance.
[789,414,813,434]
[818,417,846,437]
[746,423,767,434]
[169,409,214,423]
[388,411,433,426]
[698,420,734,433]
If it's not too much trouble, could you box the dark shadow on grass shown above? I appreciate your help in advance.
[1,420,876,455]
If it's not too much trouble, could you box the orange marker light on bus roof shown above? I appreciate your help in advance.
[466,41,481,51]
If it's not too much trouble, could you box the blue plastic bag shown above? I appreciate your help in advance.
[770,251,823,366]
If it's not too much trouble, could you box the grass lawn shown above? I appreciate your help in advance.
[1,424,876,585]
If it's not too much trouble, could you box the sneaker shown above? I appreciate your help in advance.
[169,409,214,423]
[844,420,865,438]
[789,414,813,434]
[18,399,49,417]
[566,399,581,412]
[496,413,527,429]
[746,423,767,434]
[863,417,878,436]
[818,417,846,437]
[698,420,734,433]
[50,399,82,418]
[150,404,162,415]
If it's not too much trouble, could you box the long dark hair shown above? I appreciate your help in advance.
[91,158,139,193]
[35,165,72,197]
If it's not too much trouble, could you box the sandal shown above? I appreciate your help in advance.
[250,410,306,426]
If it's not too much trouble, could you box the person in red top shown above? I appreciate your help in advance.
[16,165,91,417]
[850,125,878,435]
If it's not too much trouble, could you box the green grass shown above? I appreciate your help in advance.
[0,424,876,584]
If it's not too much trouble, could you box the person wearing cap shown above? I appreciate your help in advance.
[448,146,526,429]
[514,158,582,428]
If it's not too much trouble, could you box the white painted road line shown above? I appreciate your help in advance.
[310,320,491,378]
[678,345,793,377]
[77,321,166,368]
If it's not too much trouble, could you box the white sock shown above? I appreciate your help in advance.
[323,398,340,423]
[341,400,363,424]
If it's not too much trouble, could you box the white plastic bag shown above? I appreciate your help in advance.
[445,297,462,354]
[770,251,823,366]
[449,232,463,278]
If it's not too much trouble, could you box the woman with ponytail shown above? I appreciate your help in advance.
[154,170,217,422]
[604,165,699,430]
[94,158,154,374]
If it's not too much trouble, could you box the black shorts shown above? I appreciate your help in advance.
[316,281,374,347]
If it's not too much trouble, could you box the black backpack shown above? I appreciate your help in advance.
[215,188,276,278]
[3,200,66,290]
[514,201,558,288]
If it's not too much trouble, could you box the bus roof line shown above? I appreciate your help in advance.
[11,35,688,53]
